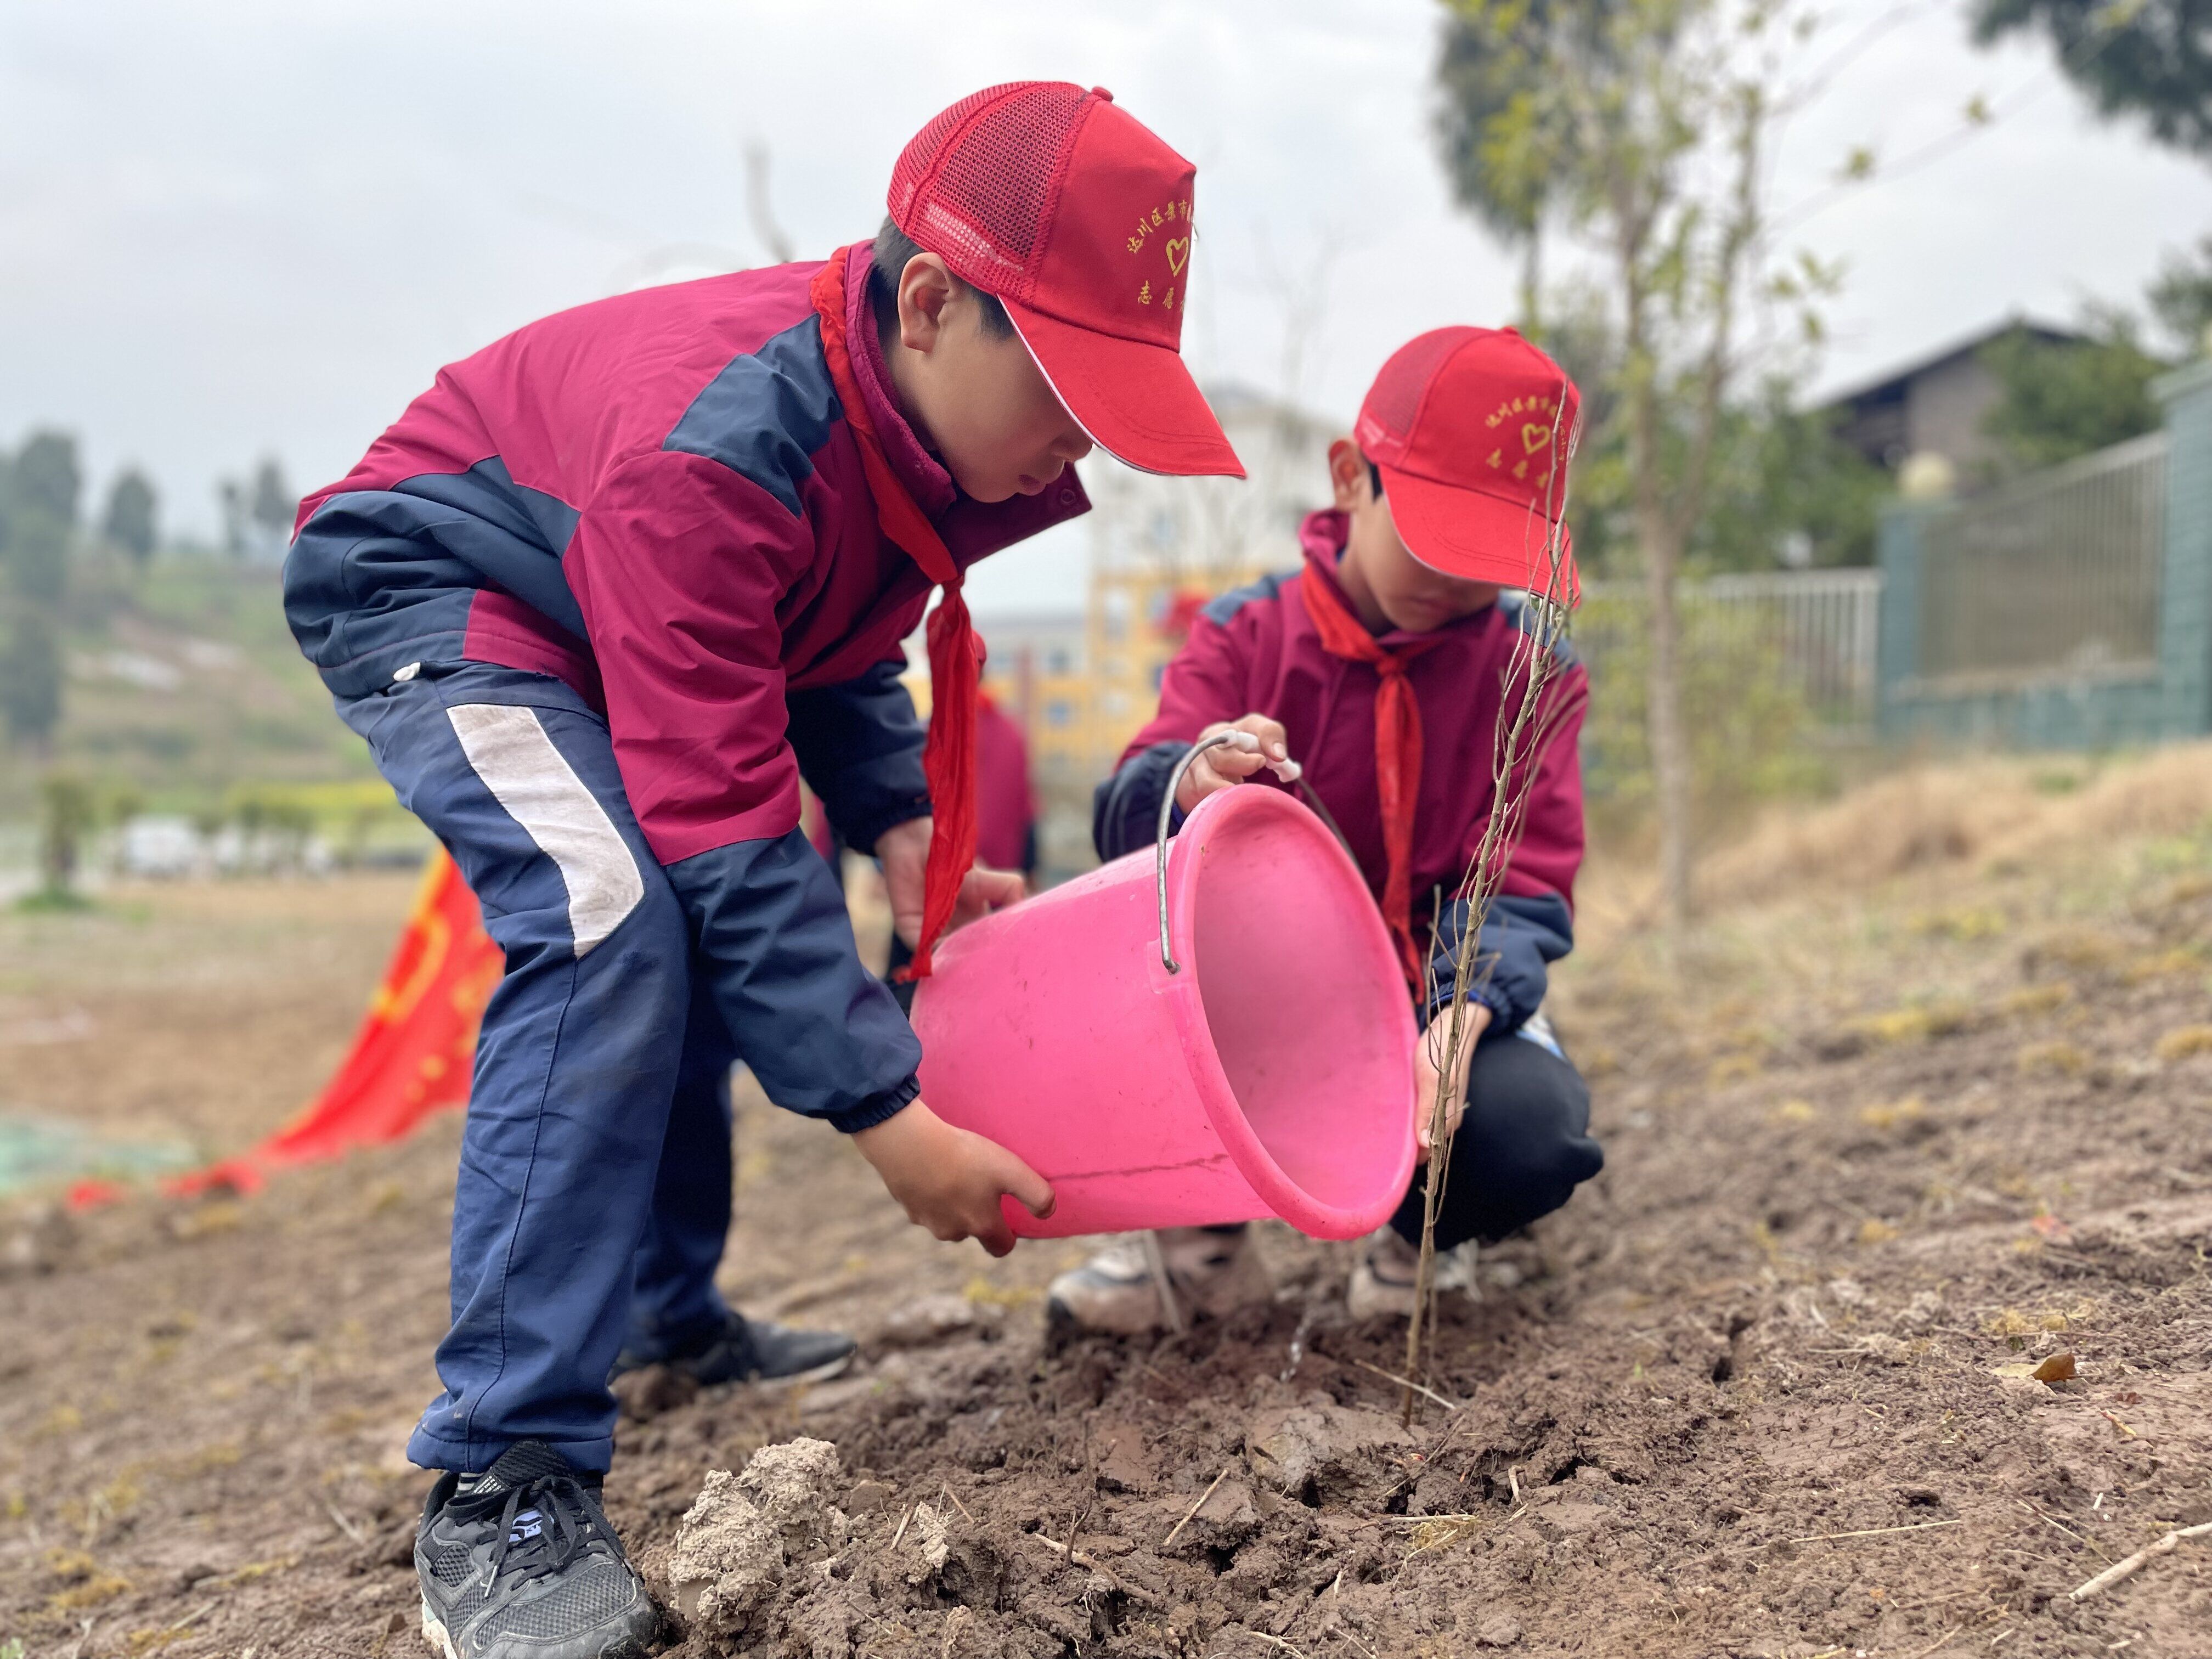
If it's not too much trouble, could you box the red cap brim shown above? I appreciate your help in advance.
[1003,298,1244,478]
[1378,463,1579,605]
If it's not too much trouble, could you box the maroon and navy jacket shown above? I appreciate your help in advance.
[284,246,1087,1128]
[1093,509,1587,1037]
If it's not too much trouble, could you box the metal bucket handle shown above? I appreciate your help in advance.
[1154,732,1352,974]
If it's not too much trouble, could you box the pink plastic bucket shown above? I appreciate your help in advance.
[910,782,1418,1240]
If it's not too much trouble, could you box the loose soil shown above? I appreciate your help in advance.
[4,775,2211,1658]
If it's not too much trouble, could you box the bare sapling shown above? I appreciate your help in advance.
[1401,404,1582,1425]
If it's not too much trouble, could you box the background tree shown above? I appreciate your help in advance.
[1979,310,2168,473]
[101,467,160,567]
[1435,0,1833,927]
[2149,236,2212,353]
[250,457,297,561]
[11,431,83,526]
[1972,0,2212,158]
[218,477,249,558]
[1434,2,1589,327]
[0,430,80,751]
[33,772,97,906]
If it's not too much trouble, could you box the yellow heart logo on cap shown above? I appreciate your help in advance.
[1165,237,1189,275]
[1521,421,1553,454]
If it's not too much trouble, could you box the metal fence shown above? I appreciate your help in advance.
[1914,432,2168,691]
[1577,567,1885,731]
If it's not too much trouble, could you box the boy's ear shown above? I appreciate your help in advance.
[896,252,958,354]
[1327,438,1370,512]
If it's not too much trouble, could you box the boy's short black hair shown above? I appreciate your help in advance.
[868,216,1014,340]
[1368,459,1385,499]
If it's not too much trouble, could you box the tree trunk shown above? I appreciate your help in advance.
[1517,229,1544,336]
[1641,513,1694,928]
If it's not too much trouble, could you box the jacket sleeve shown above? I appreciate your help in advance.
[566,449,917,1130]
[1427,665,1589,1037]
[1090,614,1250,862]
[1426,890,1575,1037]
[785,659,930,855]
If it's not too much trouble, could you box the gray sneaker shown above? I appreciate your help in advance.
[1045,1226,1273,1337]
[1347,1230,1477,1319]
[415,1441,658,1659]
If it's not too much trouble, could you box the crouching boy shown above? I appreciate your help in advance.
[284,83,1240,1659]
[1054,326,1602,1335]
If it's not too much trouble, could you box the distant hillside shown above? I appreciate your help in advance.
[0,555,376,821]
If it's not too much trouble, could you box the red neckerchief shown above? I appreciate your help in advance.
[1298,548,1451,989]
[809,247,975,980]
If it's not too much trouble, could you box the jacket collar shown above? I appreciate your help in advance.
[841,244,1090,567]
[1296,508,1496,650]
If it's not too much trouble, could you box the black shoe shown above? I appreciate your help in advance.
[611,1311,855,1388]
[415,1441,658,1659]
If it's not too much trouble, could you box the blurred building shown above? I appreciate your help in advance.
[1824,317,2080,480]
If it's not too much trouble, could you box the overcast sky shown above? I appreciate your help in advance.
[4,0,2208,616]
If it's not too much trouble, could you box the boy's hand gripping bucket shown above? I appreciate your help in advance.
[910,746,1419,1242]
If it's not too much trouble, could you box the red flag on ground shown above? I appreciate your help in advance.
[154,850,503,1201]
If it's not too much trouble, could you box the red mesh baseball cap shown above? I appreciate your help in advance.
[889,82,1243,479]
[1353,327,1581,601]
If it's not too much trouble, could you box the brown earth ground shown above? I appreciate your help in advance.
[4,749,2212,1659]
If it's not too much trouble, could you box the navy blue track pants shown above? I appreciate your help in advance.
[341,661,740,1475]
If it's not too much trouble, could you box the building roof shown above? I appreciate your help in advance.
[1817,315,2083,413]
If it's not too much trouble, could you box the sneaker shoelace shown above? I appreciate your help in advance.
[454,1474,603,1592]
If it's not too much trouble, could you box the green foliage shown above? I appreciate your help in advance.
[4,498,70,610]
[1979,315,2169,475]
[36,771,97,898]
[0,617,62,747]
[2150,235,2212,354]
[0,431,82,749]
[1562,358,1889,578]
[1574,594,1832,830]
[1434,1,1630,319]
[101,469,160,566]
[0,560,380,822]
[1697,386,1890,571]
[1972,0,2212,159]
[250,456,296,545]
[10,430,82,526]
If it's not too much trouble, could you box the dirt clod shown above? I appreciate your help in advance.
[1244,1395,1416,1505]
[663,1438,850,1639]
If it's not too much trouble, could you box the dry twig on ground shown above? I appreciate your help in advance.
[2067,1520,2212,1602]
[1164,1464,1232,1548]
[1027,1534,1166,1609]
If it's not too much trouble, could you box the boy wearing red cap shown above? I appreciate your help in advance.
[283,83,1237,1658]
[1058,327,1601,1335]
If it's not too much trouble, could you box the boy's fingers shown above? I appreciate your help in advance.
[1001,1156,1056,1220]
[967,867,1025,910]
[976,1214,1017,1257]
[1227,714,1288,758]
